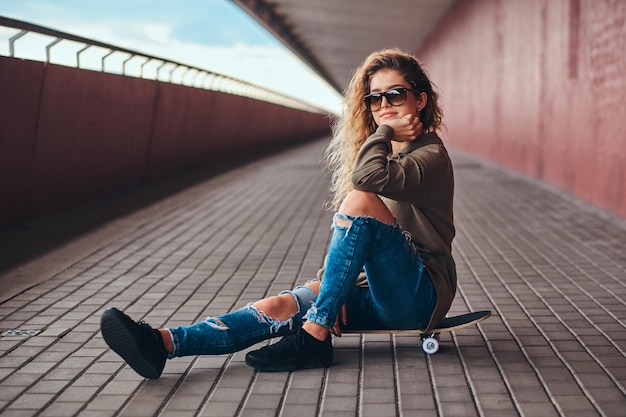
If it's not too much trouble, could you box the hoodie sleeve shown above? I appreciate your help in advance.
[350,126,449,201]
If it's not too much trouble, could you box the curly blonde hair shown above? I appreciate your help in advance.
[325,48,443,210]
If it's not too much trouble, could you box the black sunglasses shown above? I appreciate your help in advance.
[363,87,420,111]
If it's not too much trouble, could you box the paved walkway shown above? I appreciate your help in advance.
[0,138,624,417]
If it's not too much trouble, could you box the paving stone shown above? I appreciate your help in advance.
[39,401,85,417]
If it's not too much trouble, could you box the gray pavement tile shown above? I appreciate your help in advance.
[1,411,41,417]
[238,409,276,417]
[8,392,55,410]
[164,394,207,411]
[438,400,480,417]
[39,401,85,417]
[278,404,319,417]
[197,401,240,417]
[360,402,400,417]
[159,411,196,417]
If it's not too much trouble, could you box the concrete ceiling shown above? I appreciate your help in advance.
[233,0,459,92]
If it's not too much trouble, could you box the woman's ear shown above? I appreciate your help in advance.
[417,92,428,111]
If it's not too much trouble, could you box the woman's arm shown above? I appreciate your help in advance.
[350,127,449,199]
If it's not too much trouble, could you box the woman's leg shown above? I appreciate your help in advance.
[101,284,319,378]
[166,284,318,357]
[303,191,429,340]
[340,191,436,329]
[163,288,306,354]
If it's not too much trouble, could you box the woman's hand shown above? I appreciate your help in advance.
[386,114,423,142]
[331,303,348,337]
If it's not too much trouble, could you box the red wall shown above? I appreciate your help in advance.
[0,57,330,228]
[419,0,626,218]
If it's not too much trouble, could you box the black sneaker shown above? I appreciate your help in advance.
[100,307,167,379]
[245,327,332,372]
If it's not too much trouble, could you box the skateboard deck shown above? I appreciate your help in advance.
[341,310,491,354]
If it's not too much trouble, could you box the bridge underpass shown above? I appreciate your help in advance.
[1,1,625,416]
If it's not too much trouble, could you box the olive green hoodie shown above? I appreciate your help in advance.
[349,124,457,331]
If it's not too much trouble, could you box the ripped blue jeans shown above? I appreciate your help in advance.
[167,214,436,358]
[167,285,316,358]
[308,213,436,331]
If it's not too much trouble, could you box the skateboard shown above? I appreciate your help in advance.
[342,310,491,354]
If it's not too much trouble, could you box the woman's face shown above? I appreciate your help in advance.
[367,69,426,127]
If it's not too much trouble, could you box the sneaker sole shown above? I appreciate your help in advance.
[245,353,332,372]
[101,311,162,379]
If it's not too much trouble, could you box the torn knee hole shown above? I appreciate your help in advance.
[205,317,229,331]
[247,303,295,333]
[334,217,352,227]
[248,303,283,324]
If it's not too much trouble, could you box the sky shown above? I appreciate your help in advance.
[0,0,342,114]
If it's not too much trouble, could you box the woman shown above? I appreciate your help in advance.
[101,48,456,378]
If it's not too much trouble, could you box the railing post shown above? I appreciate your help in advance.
[8,29,27,57]
[45,38,62,63]
[76,44,90,68]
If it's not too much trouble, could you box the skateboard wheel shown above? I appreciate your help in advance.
[422,337,439,354]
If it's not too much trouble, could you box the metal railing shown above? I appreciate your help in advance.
[0,16,324,113]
